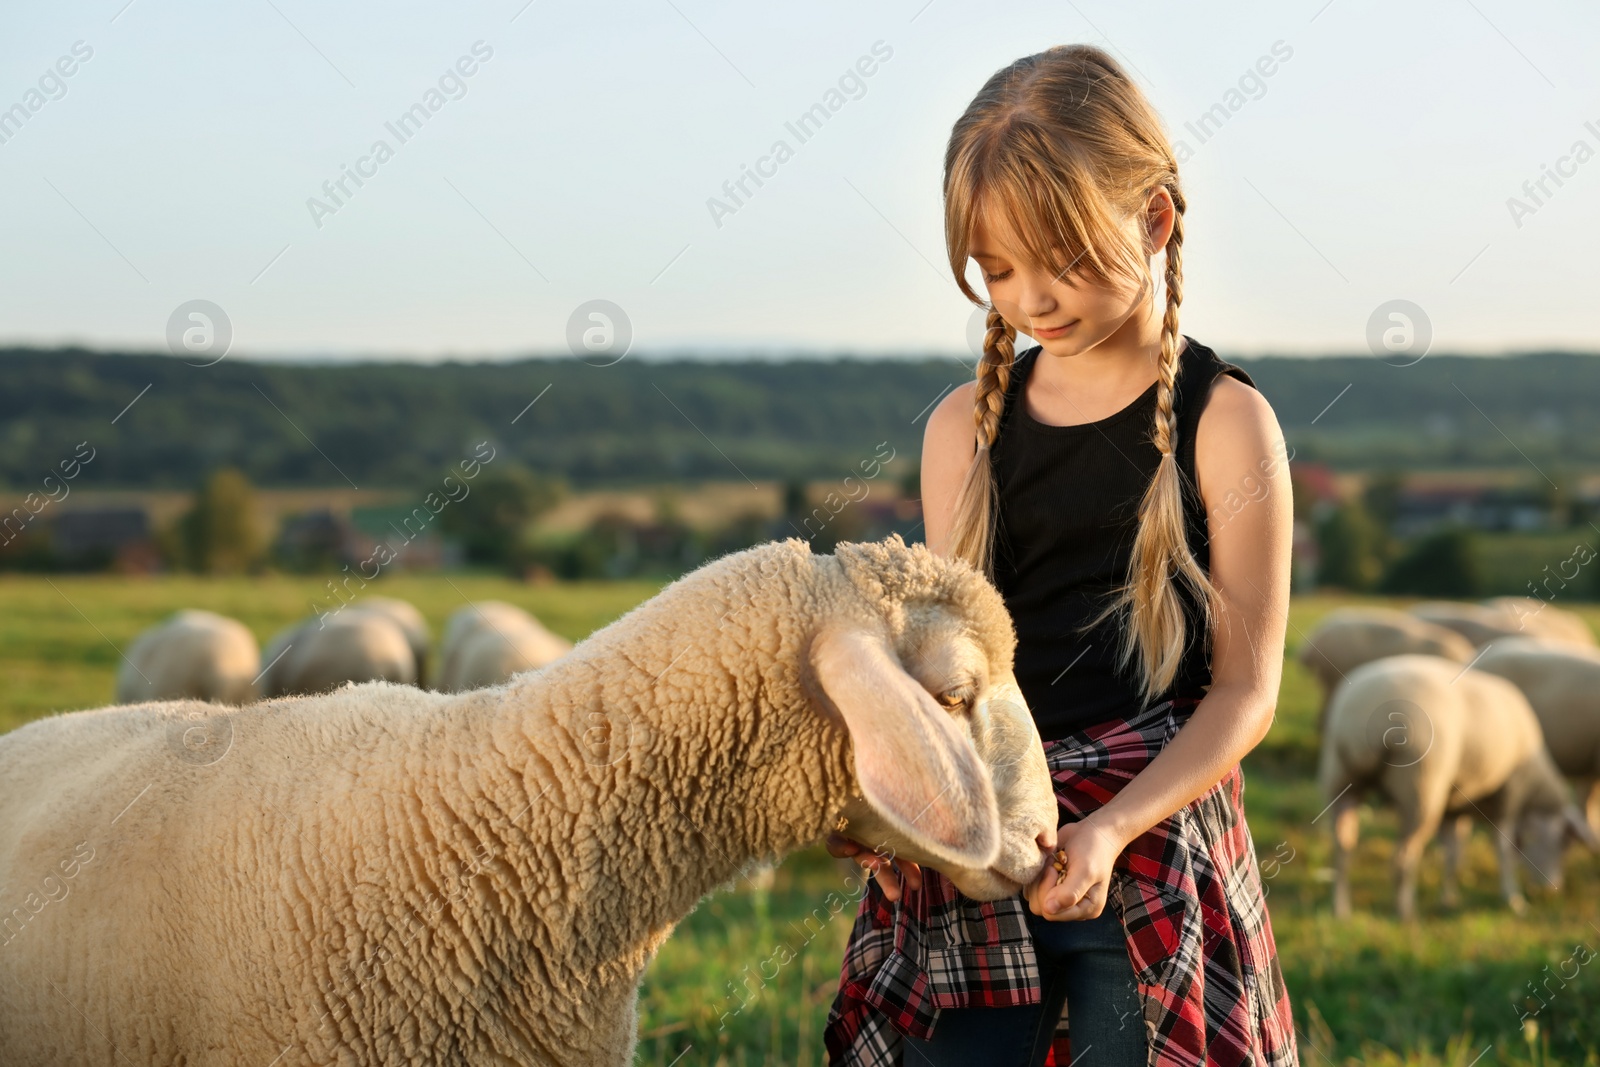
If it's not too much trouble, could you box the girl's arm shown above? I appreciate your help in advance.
[920,381,979,558]
[1031,375,1294,920]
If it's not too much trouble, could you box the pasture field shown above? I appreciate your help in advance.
[2,575,1598,1065]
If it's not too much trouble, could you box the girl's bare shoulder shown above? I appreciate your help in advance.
[926,380,978,446]
[1193,373,1288,494]
[1197,373,1280,443]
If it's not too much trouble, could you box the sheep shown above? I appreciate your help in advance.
[114,609,260,706]
[356,596,432,683]
[1476,636,1600,832]
[0,535,1058,1066]
[1296,606,1475,728]
[435,600,574,692]
[1408,600,1521,647]
[1481,596,1596,648]
[1410,598,1594,650]
[258,607,417,698]
[1319,653,1596,920]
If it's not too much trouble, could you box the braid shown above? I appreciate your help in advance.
[1085,183,1224,706]
[1151,188,1185,459]
[974,308,1017,449]
[947,308,1016,575]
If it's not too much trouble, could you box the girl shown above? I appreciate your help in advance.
[824,44,1298,1067]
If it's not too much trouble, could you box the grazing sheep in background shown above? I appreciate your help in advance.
[1411,598,1595,650]
[1296,606,1475,728]
[1477,636,1600,832]
[258,608,417,698]
[437,600,559,661]
[0,536,1057,1066]
[435,600,573,692]
[1408,600,1523,647]
[1319,653,1595,920]
[356,596,432,683]
[114,610,259,706]
[1481,596,1596,649]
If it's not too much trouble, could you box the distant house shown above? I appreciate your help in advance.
[350,505,459,570]
[49,507,159,571]
[1291,520,1319,594]
[1287,462,1340,593]
[1289,461,1341,517]
[276,505,460,573]
[1390,484,1552,538]
[275,509,363,570]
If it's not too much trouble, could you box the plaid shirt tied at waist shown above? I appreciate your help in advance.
[823,695,1300,1067]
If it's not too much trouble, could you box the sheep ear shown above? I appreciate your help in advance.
[809,625,1001,870]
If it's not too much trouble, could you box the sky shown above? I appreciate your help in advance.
[1,0,1598,361]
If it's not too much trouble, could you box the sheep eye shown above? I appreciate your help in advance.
[936,690,971,711]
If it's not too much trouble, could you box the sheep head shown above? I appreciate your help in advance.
[1519,806,1600,892]
[1515,749,1600,892]
[806,535,1057,901]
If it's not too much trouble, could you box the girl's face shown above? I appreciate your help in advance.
[968,192,1168,360]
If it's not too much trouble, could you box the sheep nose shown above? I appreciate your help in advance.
[1036,827,1056,851]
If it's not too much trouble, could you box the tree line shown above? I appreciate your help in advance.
[6,347,1600,490]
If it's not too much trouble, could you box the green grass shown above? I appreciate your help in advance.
[0,572,662,735]
[1476,532,1600,599]
[3,580,1599,1064]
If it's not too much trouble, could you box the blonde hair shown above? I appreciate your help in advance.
[941,44,1221,707]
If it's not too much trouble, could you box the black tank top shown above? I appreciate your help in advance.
[989,335,1258,742]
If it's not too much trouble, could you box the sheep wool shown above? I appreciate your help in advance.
[1411,598,1595,650]
[357,596,433,683]
[1476,636,1600,831]
[260,608,418,698]
[114,609,260,706]
[0,535,1053,1066]
[1296,606,1475,727]
[1319,653,1588,919]
[435,601,574,693]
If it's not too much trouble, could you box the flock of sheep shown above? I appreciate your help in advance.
[1301,595,1600,919]
[0,536,1060,1066]
[5,543,1596,1062]
[112,596,575,705]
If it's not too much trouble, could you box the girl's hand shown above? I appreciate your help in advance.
[824,832,923,902]
[1025,816,1126,921]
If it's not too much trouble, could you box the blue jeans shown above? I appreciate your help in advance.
[902,902,1147,1067]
